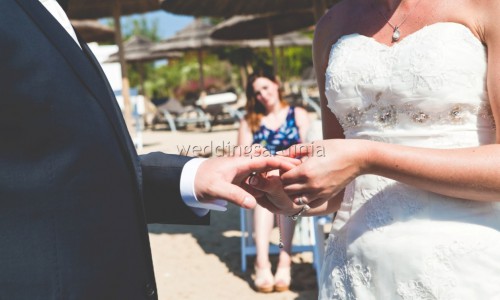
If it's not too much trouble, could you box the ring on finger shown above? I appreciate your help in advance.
[289,204,311,221]
[248,172,257,184]
[296,196,306,206]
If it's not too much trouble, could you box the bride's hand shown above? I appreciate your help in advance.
[278,139,370,206]
[248,169,303,215]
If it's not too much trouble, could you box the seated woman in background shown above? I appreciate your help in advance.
[237,68,310,293]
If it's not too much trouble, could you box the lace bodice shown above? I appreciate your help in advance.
[325,22,495,148]
[320,23,500,300]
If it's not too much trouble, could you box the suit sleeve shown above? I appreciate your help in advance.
[139,152,210,225]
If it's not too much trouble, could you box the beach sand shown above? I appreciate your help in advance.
[138,127,321,300]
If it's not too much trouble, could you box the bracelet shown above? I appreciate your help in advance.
[288,204,311,221]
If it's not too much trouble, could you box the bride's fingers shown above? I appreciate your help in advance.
[282,182,310,195]
[280,165,309,185]
[256,195,305,215]
[278,156,303,166]
[248,173,283,194]
[255,197,280,213]
[250,144,271,157]
[284,186,326,205]
[293,194,310,206]
[240,181,265,199]
[276,143,313,158]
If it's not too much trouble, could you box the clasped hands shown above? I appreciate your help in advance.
[194,140,363,216]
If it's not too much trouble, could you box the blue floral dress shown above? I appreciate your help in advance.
[252,106,301,154]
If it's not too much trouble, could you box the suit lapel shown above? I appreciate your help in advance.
[14,0,143,195]
[79,38,144,196]
[15,0,124,135]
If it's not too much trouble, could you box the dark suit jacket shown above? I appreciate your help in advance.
[0,1,209,299]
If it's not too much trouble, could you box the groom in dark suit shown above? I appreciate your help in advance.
[0,0,294,299]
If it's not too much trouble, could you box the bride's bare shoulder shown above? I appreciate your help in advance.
[477,0,500,26]
[314,1,352,57]
[315,1,350,43]
[469,0,500,42]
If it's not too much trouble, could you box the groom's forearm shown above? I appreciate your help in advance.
[140,152,210,225]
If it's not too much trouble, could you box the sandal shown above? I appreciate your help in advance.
[273,266,291,292]
[254,265,274,293]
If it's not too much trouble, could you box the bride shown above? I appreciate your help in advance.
[250,0,500,298]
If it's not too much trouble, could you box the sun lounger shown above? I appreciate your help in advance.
[153,98,211,132]
[195,92,243,126]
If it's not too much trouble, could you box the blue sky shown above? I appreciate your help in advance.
[121,11,194,40]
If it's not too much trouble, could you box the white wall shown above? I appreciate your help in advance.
[87,43,122,93]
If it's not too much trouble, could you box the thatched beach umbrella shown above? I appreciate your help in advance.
[71,19,115,43]
[67,0,159,19]
[211,11,314,74]
[161,0,337,21]
[106,35,182,63]
[253,31,312,48]
[105,35,182,94]
[211,12,314,41]
[67,0,160,132]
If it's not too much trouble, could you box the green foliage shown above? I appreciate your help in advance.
[215,45,312,79]
[144,53,234,102]
[280,46,313,79]
[122,16,160,42]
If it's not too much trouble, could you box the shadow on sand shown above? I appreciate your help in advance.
[148,204,319,300]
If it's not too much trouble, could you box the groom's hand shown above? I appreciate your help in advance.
[194,155,299,209]
[247,170,304,215]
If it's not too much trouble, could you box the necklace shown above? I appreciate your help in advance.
[377,0,423,42]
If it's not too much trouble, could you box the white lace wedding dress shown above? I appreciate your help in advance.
[320,22,500,299]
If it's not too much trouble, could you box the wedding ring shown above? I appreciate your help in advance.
[288,204,311,221]
[248,172,257,185]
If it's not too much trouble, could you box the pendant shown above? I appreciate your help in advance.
[278,242,284,249]
[392,27,401,42]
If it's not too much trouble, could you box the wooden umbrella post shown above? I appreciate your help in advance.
[266,19,278,76]
[113,0,134,135]
[137,62,145,96]
[312,0,327,21]
[279,46,286,83]
[197,48,205,92]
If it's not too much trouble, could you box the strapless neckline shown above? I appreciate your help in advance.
[324,19,493,146]
[330,22,484,51]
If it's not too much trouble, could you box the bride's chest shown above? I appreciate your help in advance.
[325,22,486,100]
[323,23,495,135]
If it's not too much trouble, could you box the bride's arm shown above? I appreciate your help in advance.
[278,3,500,205]
[483,1,500,138]
[310,7,346,213]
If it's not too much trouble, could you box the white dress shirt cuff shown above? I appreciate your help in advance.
[180,158,228,217]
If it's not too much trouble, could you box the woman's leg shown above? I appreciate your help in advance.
[274,215,295,291]
[277,215,294,267]
[253,205,275,292]
[254,205,274,268]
